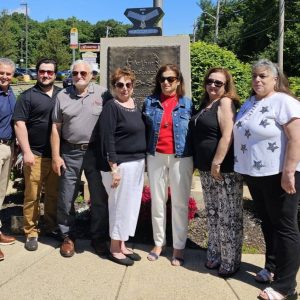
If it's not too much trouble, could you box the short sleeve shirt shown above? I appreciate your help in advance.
[13,85,61,157]
[52,83,111,144]
[233,92,300,176]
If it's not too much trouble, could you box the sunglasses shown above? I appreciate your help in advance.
[72,71,89,77]
[38,70,55,76]
[115,82,133,89]
[159,76,178,83]
[206,79,225,88]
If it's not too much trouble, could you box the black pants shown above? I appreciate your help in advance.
[244,172,300,295]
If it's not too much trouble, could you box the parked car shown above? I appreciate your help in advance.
[62,73,73,88]
[56,70,70,81]
[14,68,37,80]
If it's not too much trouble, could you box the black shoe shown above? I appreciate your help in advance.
[108,253,134,266]
[91,240,110,257]
[25,237,38,251]
[124,252,141,261]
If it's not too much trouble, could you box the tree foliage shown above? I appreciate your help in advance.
[196,0,300,77]
[0,11,130,70]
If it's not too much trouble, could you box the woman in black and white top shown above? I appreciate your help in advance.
[234,59,300,300]
[98,68,146,266]
[190,67,243,278]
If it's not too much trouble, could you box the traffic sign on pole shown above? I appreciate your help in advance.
[70,28,78,49]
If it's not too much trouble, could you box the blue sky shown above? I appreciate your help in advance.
[2,0,201,36]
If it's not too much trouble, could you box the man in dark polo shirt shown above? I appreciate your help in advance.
[0,58,17,260]
[13,58,62,251]
[51,60,111,258]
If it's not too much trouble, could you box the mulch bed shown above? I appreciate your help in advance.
[1,189,266,253]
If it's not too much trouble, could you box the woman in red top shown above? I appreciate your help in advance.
[143,64,193,266]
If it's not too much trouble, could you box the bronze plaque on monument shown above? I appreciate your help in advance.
[108,46,180,108]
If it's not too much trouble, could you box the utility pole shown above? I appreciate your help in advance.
[278,0,285,72]
[21,2,28,72]
[197,1,220,44]
[192,19,198,43]
[215,0,221,43]
[106,26,111,38]
[153,0,163,34]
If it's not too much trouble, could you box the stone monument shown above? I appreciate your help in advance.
[100,35,191,108]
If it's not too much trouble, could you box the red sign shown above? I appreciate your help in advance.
[79,43,100,52]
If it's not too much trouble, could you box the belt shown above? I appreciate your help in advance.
[64,141,91,151]
[0,139,13,145]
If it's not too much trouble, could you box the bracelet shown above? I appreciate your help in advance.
[212,162,221,166]
[111,168,119,174]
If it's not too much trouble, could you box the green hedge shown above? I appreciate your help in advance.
[289,77,300,99]
[191,41,252,107]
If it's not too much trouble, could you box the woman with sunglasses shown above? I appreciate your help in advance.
[234,59,300,300]
[190,67,243,277]
[143,64,193,266]
[98,68,146,266]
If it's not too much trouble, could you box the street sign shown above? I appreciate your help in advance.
[79,43,100,52]
[70,28,78,49]
[124,7,164,36]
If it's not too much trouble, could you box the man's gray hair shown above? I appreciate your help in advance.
[70,60,92,73]
[0,58,16,72]
[252,59,279,77]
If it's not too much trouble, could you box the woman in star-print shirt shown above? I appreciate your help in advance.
[234,59,300,300]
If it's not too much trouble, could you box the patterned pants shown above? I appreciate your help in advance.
[200,171,243,272]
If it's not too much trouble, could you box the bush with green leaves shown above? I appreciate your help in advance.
[289,77,300,99]
[191,41,252,108]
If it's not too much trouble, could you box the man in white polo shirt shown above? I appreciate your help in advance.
[51,60,112,258]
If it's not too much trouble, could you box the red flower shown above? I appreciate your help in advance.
[140,186,198,221]
[141,186,151,204]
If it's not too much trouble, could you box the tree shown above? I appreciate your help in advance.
[0,10,18,60]
[195,0,300,77]
[36,28,71,70]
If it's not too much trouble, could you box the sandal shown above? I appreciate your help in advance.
[258,287,298,300]
[171,256,184,267]
[205,259,220,270]
[255,268,274,284]
[147,246,165,262]
[218,267,239,278]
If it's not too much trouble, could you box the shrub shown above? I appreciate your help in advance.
[289,77,300,99]
[191,41,252,108]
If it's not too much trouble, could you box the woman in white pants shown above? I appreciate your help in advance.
[98,68,146,266]
[143,64,193,266]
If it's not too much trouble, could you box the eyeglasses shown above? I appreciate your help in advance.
[115,82,133,89]
[205,78,225,88]
[38,70,55,76]
[159,76,178,83]
[0,71,12,76]
[72,71,89,77]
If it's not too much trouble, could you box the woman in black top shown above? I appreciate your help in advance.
[98,68,146,266]
[190,67,243,277]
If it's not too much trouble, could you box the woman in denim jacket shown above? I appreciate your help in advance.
[143,64,193,266]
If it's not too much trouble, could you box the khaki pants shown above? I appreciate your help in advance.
[0,143,13,228]
[23,155,58,237]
